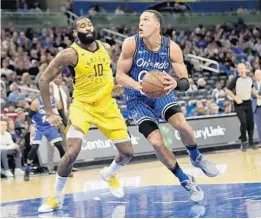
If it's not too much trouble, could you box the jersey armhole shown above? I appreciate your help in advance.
[70,47,79,68]
[99,41,111,57]
[167,38,171,62]
[133,35,138,58]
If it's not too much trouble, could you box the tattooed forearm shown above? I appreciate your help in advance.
[39,48,77,115]
[39,67,62,115]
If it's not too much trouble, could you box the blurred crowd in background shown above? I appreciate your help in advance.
[1,6,261,176]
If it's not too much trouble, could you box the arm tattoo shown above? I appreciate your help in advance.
[39,48,77,115]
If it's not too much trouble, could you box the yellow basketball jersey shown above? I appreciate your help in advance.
[70,41,114,103]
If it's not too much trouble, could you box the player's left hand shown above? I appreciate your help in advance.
[113,84,123,94]
[46,113,62,128]
[163,72,177,95]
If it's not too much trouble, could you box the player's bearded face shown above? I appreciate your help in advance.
[77,30,96,44]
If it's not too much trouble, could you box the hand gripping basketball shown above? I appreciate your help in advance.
[141,71,176,98]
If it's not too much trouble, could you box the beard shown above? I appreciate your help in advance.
[77,31,96,44]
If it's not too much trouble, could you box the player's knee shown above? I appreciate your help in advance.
[67,138,81,152]
[164,105,182,122]
[169,112,190,132]
[65,146,80,164]
[138,120,159,139]
[122,149,134,161]
[147,130,165,151]
[66,125,85,140]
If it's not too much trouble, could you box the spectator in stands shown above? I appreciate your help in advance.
[2,102,17,120]
[115,6,125,15]
[17,99,30,111]
[208,103,220,115]
[1,59,13,79]
[17,0,28,12]
[237,5,248,14]
[8,119,21,143]
[1,82,7,110]
[51,74,70,116]
[7,84,26,103]
[197,78,206,90]
[212,81,226,102]
[0,119,24,178]
[191,101,208,116]
[16,61,28,76]
[224,101,232,113]
[28,60,40,76]
[187,78,198,92]
[19,72,34,98]
[31,1,42,12]
[14,108,28,131]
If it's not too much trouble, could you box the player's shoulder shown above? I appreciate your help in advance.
[123,36,136,46]
[56,47,78,67]
[98,41,112,56]
[98,41,111,50]
[58,47,77,57]
[168,39,182,51]
[122,36,136,55]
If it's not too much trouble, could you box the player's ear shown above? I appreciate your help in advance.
[156,22,161,30]
[73,30,77,38]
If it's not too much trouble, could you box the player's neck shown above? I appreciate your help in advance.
[77,40,97,51]
[143,34,162,52]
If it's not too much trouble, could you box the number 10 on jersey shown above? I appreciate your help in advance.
[94,64,103,76]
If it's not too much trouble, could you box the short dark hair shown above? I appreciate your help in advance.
[144,10,164,28]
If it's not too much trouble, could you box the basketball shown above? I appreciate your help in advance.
[141,71,166,98]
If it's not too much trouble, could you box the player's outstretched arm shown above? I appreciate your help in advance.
[39,48,77,115]
[116,37,142,91]
[164,41,190,92]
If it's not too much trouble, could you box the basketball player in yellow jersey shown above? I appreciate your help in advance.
[37,17,135,213]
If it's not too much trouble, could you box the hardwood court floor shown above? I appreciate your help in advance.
[2,148,261,202]
[1,149,261,217]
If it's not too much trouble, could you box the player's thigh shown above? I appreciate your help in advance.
[30,130,44,145]
[95,100,129,141]
[45,127,63,145]
[127,98,158,126]
[155,93,181,121]
[68,100,91,134]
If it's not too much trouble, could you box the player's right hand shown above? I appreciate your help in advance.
[46,113,62,127]
[234,96,243,104]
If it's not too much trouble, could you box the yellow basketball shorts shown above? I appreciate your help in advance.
[68,96,128,141]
